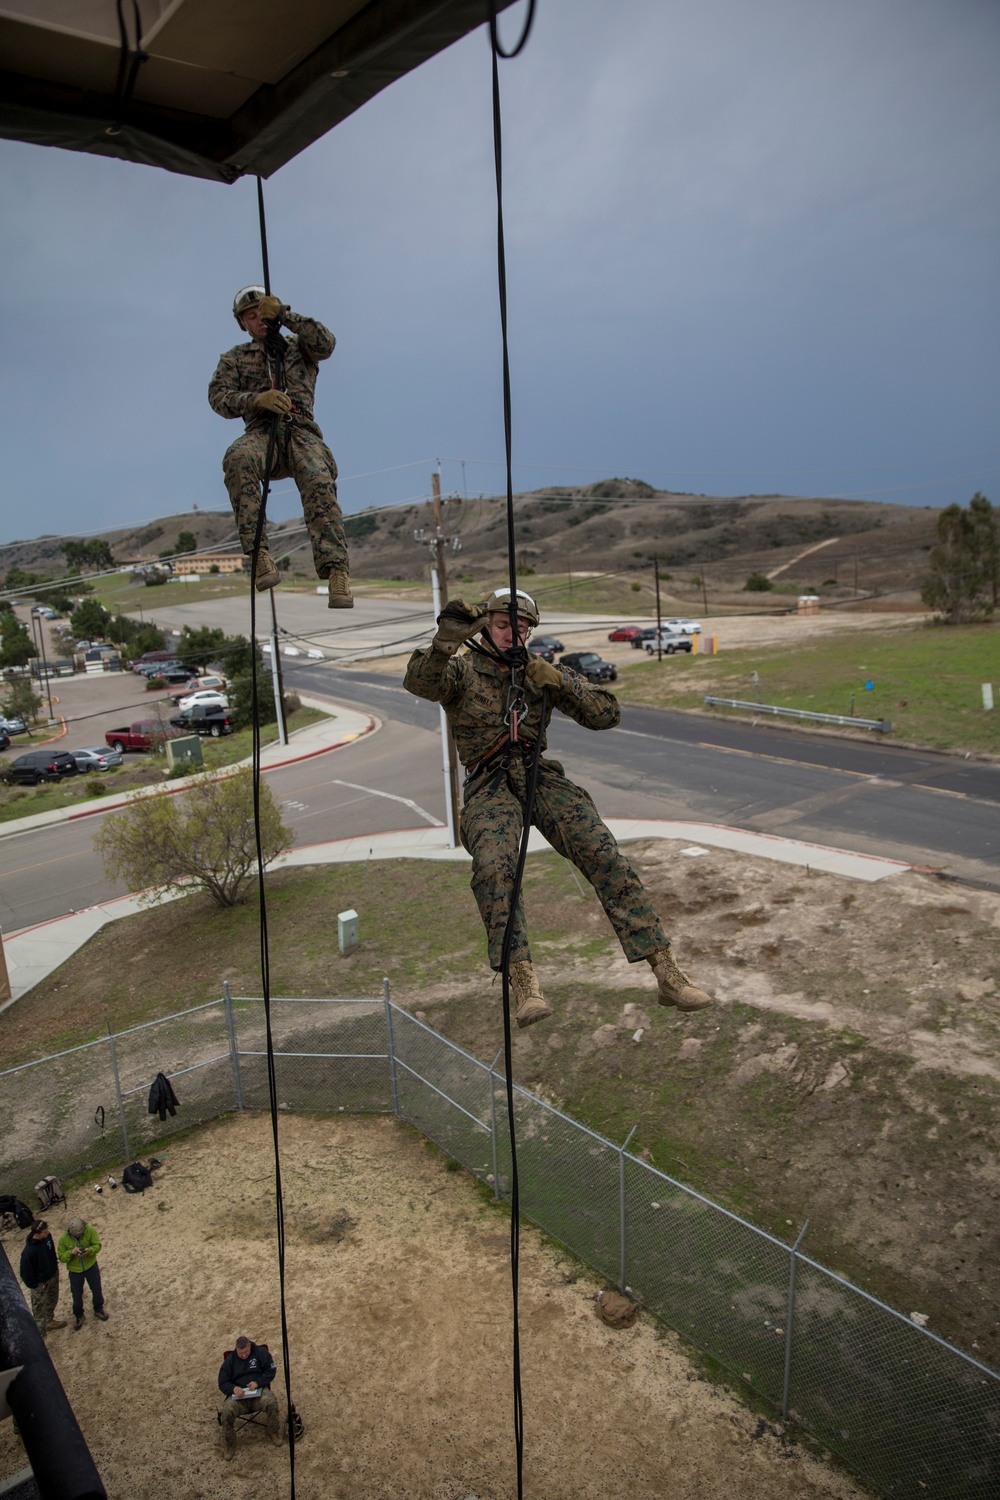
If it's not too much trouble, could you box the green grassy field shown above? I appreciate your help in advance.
[614,621,1000,753]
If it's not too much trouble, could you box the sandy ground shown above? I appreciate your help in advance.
[1,1113,863,1500]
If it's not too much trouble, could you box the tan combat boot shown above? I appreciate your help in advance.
[510,960,553,1029]
[327,569,354,609]
[648,949,713,1011]
[254,548,280,591]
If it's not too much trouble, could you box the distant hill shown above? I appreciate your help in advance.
[275,481,941,605]
[1,486,941,606]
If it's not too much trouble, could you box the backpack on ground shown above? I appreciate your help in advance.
[594,1289,638,1329]
[123,1161,154,1194]
[0,1194,35,1229]
[34,1176,65,1212]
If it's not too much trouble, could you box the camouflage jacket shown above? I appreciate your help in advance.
[208,310,335,434]
[403,646,621,768]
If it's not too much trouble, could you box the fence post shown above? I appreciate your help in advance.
[619,1124,638,1294]
[488,1049,503,1201]
[782,1219,809,1421]
[383,978,399,1115]
[106,1021,131,1164]
[223,980,244,1111]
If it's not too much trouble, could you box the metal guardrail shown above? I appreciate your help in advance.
[704,695,892,732]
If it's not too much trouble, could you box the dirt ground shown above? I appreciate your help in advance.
[0,1113,864,1500]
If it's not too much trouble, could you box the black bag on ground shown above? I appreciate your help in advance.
[0,1194,35,1228]
[123,1161,154,1194]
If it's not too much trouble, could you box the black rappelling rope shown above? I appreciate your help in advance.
[249,173,299,1495]
[487,3,538,1496]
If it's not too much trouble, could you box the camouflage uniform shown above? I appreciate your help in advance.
[29,1275,59,1339]
[208,311,347,579]
[221,1389,281,1445]
[403,647,669,969]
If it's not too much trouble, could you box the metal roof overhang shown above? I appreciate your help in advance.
[0,0,515,183]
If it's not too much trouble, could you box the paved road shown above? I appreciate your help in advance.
[2,657,997,934]
[282,661,1000,881]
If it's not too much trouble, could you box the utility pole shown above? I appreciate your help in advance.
[268,588,288,746]
[654,555,663,662]
[414,471,462,847]
[29,611,55,724]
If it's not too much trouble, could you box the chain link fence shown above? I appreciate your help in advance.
[1,985,996,1498]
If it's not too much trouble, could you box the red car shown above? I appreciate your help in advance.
[608,626,643,642]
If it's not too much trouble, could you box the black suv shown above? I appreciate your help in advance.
[5,750,79,785]
[558,651,618,683]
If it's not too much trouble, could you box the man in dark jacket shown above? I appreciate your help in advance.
[218,1336,281,1458]
[19,1221,66,1338]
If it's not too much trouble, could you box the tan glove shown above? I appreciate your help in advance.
[525,655,563,691]
[253,389,293,416]
[257,295,283,322]
[433,599,488,655]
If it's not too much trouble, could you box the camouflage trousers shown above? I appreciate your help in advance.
[222,422,348,578]
[221,1389,280,1444]
[460,757,668,970]
[29,1275,59,1338]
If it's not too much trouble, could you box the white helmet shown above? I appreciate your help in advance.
[483,586,539,627]
[233,285,266,327]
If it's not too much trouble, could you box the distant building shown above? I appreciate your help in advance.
[175,553,247,577]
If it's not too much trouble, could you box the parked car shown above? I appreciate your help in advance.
[530,635,564,654]
[68,745,124,771]
[167,672,229,703]
[41,608,60,620]
[5,750,79,785]
[663,617,702,635]
[169,705,236,738]
[0,716,27,735]
[644,631,693,656]
[607,626,643,643]
[104,721,181,753]
[176,689,230,712]
[0,732,9,753]
[559,651,618,683]
[633,627,659,648]
[131,650,175,674]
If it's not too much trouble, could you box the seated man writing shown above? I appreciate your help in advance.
[218,1335,282,1458]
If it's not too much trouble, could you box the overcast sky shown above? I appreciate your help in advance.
[1,0,998,545]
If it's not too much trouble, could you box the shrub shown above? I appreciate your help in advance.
[744,572,774,592]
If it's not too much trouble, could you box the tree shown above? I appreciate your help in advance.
[3,679,43,724]
[71,599,111,640]
[93,767,291,908]
[744,572,773,592]
[176,530,197,554]
[921,494,997,623]
[0,613,35,668]
[62,539,114,573]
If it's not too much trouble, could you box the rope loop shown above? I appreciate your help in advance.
[489,0,537,59]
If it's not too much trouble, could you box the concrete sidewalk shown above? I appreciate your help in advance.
[1,812,913,1007]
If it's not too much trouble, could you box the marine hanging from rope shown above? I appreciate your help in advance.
[404,586,714,1029]
[208,286,353,609]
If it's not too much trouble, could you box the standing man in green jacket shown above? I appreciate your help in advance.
[58,1218,109,1330]
[208,287,352,608]
[403,586,713,1028]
